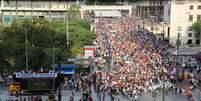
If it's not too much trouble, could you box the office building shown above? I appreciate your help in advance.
[164,0,201,46]
[0,0,83,23]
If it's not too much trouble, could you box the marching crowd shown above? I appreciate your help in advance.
[91,16,200,100]
[66,16,201,101]
[92,16,169,100]
[1,16,201,101]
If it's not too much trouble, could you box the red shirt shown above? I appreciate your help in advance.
[89,97,94,101]
[69,96,74,101]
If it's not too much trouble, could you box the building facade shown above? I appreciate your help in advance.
[80,5,132,18]
[135,0,201,46]
[0,0,83,23]
[164,0,201,46]
[135,0,166,22]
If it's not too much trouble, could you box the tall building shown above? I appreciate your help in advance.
[0,0,83,23]
[135,0,201,46]
[164,0,201,46]
[135,0,166,22]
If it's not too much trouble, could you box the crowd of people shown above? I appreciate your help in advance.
[92,16,170,99]
[92,16,200,100]
[1,16,201,101]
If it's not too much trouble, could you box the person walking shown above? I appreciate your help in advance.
[89,96,94,101]
[69,92,74,101]
[0,75,3,88]
[179,88,182,95]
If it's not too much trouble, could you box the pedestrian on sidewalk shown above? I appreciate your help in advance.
[175,85,178,95]
[69,92,74,101]
[179,88,182,95]
[89,96,94,101]
[102,90,106,101]
[0,75,3,88]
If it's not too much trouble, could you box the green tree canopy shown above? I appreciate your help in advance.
[192,20,201,37]
[0,18,95,72]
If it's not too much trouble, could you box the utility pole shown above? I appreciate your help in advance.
[57,53,62,101]
[162,69,165,101]
[66,1,69,46]
[15,0,18,19]
[161,22,165,101]
[31,0,33,17]
[49,0,52,21]
[58,64,62,101]
[94,0,97,32]
[177,33,180,64]
[24,25,29,71]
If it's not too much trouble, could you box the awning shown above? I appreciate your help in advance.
[94,11,121,17]
[16,72,57,78]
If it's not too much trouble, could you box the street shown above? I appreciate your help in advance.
[0,87,197,101]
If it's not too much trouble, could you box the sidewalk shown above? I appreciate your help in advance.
[192,88,201,101]
[140,91,188,101]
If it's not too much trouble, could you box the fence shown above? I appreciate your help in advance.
[0,96,75,101]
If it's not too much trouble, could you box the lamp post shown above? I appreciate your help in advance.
[58,64,62,101]
[31,0,33,17]
[57,52,62,101]
[162,68,166,101]
[23,25,30,71]
[177,33,180,65]
[66,1,69,46]
[15,0,18,19]
[159,21,166,101]
[49,0,52,21]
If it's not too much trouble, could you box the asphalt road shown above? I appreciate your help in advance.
[0,88,192,101]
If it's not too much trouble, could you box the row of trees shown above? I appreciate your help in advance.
[192,20,201,38]
[0,18,96,73]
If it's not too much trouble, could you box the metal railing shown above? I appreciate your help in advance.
[0,95,80,101]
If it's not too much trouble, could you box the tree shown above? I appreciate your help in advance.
[192,20,201,38]
[68,4,80,19]
[0,18,96,72]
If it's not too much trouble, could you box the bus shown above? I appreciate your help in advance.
[8,72,58,96]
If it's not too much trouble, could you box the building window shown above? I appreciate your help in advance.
[176,0,185,4]
[190,5,194,10]
[198,5,201,9]
[188,27,193,31]
[188,33,192,37]
[189,15,193,22]
[197,15,201,20]
[145,8,147,11]
[196,39,200,45]
[39,16,44,19]
[177,26,182,31]
[187,39,192,44]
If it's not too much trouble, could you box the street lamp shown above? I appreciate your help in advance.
[176,33,181,65]
[23,25,30,71]
[160,21,166,101]
[31,0,33,17]
[66,1,69,46]
[15,0,18,19]
[49,0,52,21]
[56,52,63,101]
